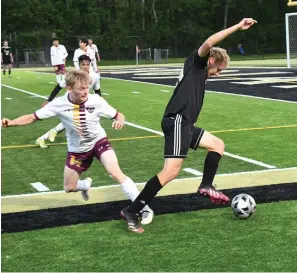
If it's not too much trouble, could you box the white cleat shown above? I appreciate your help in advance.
[141,207,154,225]
[81,177,92,201]
[35,138,48,149]
[48,129,58,143]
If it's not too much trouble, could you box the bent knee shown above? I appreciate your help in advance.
[215,138,225,155]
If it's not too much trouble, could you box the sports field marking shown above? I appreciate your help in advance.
[211,124,297,133]
[1,135,161,150]
[125,121,277,169]
[102,77,297,104]
[224,152,276,169]
[217,71,293,77]
[183,168,203,176]
[132,91,140,94]
[1,84,282,168]
[3,124,297,150]
[2,167,297,213]
[102,92,110,95]
[160,89,170,92]
[272,85,297,89]
[133,76,179,79]
[30,182,50,192]
[4,98,12,100]
[48,82,55,84]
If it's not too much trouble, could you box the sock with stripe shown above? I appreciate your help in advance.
[200,151,222,187]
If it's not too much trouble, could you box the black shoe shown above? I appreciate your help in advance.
[120,207,144,233]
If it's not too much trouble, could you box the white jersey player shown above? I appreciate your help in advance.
[50,38,68,83]
[87,39,100,73]
[1,70,154,225]
[36,55,101,148]
[73,38,94,72]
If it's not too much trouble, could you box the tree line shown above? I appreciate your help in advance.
[1,0,296,60]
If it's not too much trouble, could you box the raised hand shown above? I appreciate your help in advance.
[238,18,257,30]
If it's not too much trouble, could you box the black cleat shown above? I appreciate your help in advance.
[120,207,144,233]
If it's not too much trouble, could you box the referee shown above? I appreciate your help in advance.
[121,18,257,233]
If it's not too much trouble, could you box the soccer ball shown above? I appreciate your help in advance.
[231,194,256,219]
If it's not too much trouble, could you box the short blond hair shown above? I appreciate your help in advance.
[65,70,90,88]
[209,47,230,66]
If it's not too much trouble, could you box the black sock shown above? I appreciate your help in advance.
[128,175,163,213]
[8,70,11,75]
[3,71,6,75]
[200,151,222,187]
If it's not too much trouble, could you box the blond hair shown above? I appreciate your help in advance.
[65,70,90,88]
[209,47,230,66]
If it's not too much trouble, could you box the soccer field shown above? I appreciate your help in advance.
[1,69,297,271]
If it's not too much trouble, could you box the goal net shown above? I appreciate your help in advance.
[154,48,169,64]
[285,12,297,68]
[24,51,45,65]
[136,47,151,65]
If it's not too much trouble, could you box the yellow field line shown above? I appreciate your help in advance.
[1,135,161,149]
[2,124,297,150]
[210,124,297,134]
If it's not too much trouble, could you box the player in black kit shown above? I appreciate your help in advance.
[121,18,257,233]
[1,40,13,76]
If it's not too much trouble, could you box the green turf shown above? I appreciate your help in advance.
[2,71,297,195]
[2,200,297,272]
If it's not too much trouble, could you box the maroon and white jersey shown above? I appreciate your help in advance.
[73,48,93,70]
[51,45,68,66]
[34,94,117,153]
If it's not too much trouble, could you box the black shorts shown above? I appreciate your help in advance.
[3,59,11,65]
[161,114,205,158]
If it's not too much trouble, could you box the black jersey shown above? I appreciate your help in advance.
[1,46,12,63]
[163,50,208,124]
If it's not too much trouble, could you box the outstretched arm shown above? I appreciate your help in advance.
[198,18,257,57]
[2,114,37,127]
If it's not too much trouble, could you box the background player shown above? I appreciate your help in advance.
[50,38,68,83]
[73,38,94,71]
[1,40,13,76]
[2,70,154,225]
[121,18,257,233]
[36,55,101,148]
[87,39,100,73]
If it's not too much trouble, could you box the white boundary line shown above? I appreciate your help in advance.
[183,168,203,176]
[2,84,278,169]
[2,167,297,198]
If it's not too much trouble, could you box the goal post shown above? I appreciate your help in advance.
[24,51,45,65]
[285,12,297,68]
[136,45,151,66]
[154,48,169,64]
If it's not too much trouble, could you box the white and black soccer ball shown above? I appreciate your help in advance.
[231,194,256,219]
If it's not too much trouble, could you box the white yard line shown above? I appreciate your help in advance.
[30,182,50,192]
[224,152,276,169]
[2,84,280,170]
[183,168,203,176]
[160,90,170,92]
[2,167,297,198]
